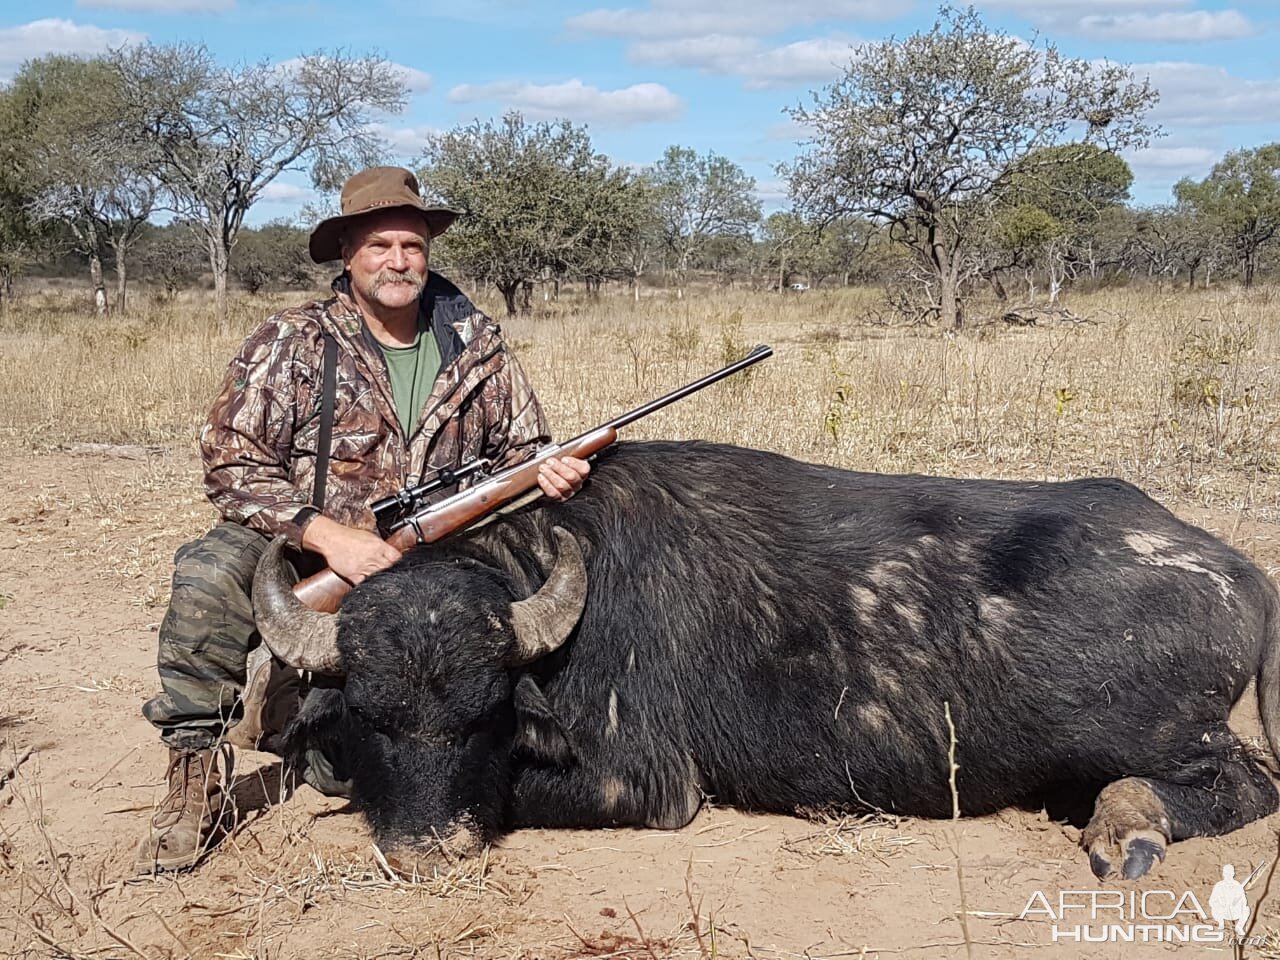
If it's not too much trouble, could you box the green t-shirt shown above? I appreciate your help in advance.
[379,321,442,438]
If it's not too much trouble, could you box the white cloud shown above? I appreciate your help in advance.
[448,79,683,127]
[1125,144,1218,173]
[739,38,854,89]
[755,178,791,207]
[630,34,760,67]
[260,182,313,204]
[632,34,852,88]
[0,18,143,79]
[982,0,1182,11]
[568,0,898,40]
[77,0,233,11]
[767,117,817,141]
[391,64,433,94]
[274,57,430,96]
[1074,10,1254,42]
[980,1,1256,43]
[367,122,441,157]
[1139,61,1280,127]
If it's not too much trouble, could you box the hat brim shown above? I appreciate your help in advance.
[308,204,460,264]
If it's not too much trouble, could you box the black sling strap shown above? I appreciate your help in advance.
[312,331,338,510]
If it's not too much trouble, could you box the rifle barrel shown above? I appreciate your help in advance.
[605,344,772,432]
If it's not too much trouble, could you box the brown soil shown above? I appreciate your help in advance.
[2,449,1279,959]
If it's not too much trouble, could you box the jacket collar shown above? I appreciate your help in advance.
[320,272,507,449]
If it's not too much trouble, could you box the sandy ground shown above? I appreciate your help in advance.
[2,448,1280,959]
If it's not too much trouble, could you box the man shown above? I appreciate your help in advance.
[135,166,589,874]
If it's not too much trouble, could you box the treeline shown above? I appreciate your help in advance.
[1,7,1278,328]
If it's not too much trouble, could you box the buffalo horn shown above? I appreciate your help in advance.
[252,536,343,675]
[508,527,587,665]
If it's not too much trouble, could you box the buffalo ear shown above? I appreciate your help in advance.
[511,674,576,767]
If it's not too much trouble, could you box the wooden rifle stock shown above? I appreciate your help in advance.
[291,426,619,613]
[289,342,772,613]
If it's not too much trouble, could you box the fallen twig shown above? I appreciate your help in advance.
[0,746,32,789]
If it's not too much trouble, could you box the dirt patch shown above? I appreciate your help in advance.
[2,450,1280,958]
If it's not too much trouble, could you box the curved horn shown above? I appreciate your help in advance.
[508,527,588,665]
[252,536,343,675]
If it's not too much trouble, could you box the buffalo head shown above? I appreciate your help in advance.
[252,527,587,871]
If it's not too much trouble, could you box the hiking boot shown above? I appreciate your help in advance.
[133,746,230,875]
[225,644,302,753]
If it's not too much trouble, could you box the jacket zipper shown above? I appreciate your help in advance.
[407,341,505,487]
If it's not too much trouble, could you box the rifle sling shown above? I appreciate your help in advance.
[313,331,338,510]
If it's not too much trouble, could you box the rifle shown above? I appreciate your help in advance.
[292,344,773,613]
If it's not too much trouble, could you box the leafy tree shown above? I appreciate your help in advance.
[985,144,1133,301]
[648,146,760,297]
[575,171,663,300]
[783,5,1156,328]
[420,113,641,315]
[0,99,45,302]
[761,211,820,290]
[1,55,158,314]
[812,216,886,287]
[113,43,407,324]
[131,222,205,299]
[1003,143,1133,225]
[695,234,755,289]
[231,222,314,294]
[1175,144,1280,288]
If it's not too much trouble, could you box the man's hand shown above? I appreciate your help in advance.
[538,455,590,501]
[302,515,401,585]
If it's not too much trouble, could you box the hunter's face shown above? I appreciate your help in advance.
[344,209,430,311]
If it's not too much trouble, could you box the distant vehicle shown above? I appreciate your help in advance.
[788,282,809,292]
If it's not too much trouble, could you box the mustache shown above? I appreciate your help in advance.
[369,267,426,295]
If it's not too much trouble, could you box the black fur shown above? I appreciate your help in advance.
[285,440,1280,866]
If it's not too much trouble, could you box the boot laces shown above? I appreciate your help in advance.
[152,744,233,828]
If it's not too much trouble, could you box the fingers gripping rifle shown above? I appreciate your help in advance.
[292,344,773,612]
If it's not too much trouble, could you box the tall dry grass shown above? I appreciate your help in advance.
[1,281,1277,520]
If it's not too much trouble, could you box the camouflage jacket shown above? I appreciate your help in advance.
[200,273,550,548]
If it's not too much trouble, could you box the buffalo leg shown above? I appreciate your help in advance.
[1083,729,1278,881]
[510,756,704,831]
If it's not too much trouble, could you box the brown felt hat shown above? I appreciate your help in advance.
[308,166,460,264]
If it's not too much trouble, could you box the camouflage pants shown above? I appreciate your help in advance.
[142,522,273,750]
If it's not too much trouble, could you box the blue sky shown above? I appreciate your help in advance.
[1,0,1277,224]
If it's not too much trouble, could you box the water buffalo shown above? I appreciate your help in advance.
[253,440,1280,881]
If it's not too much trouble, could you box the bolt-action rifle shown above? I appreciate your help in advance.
[291,344,773,613]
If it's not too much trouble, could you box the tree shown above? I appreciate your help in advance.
[0,94,44,302]
[575,172,663,301]
[419,113,641,315]
[648,146,760,297]
[2,55,159,315]
[1175,144,1280,288]
[133,221,206,299]
[1003,143,1133,226]
[114,43,407,324]
[783,5,1156,328]
[986,144,1134,301]
[231,222,314,293]
[761,211,820,290]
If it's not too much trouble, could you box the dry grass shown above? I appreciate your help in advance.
[2,279,1280,957]
[0,755,529,959]
[781,812,919,861]
[2,282,1277,522]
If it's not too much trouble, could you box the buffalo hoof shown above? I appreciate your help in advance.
[1085,827,1167,881]
[1082,778,1171,881]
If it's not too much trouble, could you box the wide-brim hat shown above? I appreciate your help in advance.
[308,166,460,264]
